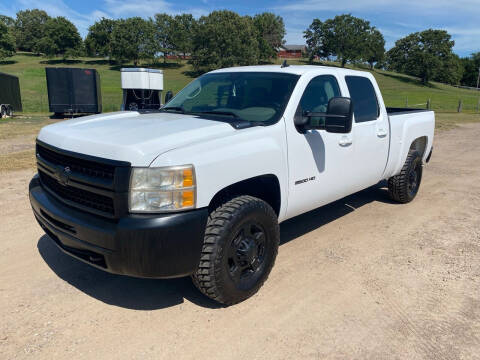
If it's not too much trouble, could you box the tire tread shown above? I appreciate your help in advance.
[192,195,279,305]
[388,149,422,203]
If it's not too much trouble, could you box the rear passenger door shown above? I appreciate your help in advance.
[344,75,389,191]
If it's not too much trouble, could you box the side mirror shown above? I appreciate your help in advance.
[325,97,353,133]
[295,97,353,134]
[164,90,174,104]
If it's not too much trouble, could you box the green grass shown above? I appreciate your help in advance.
[434,112,480,131]
[1,53,480,114]
[0,53,193,113]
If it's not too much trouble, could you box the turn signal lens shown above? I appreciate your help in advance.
[181,190,195,207]
[182,169,194,187]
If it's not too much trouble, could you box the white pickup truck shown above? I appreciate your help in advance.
[29,65,434,305]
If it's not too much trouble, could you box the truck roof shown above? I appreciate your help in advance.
[209,64,370,76]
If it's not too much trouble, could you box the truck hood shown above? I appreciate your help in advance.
[37,111,237,166]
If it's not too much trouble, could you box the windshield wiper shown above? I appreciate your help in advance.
[193,110,239,119]
[161,106,185,113]
[194,110,259,129]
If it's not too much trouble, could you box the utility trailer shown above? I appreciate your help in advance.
[45,68,102,116]
[0,72,22,118]
[121,68,163,111]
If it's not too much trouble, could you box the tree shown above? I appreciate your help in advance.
[304,19,329,61]
[0,22,15,60]
[253,13,285,60]
[35,17,83,59]
[386,29,456,84]
[154,13,174,62]
[14,9,51,52]
[111,17,157,65]
[363,28,385,69]
[304,14,371,67]
[85,18,116,58]
[435,54,463,85]
[461,53,480,87]
[0,15,16,54]
[191,10,259,72]
[169,14,196,59]
[0,15,15,28]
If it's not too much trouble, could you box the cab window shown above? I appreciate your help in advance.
[345,76,379,122]
[298,75,341,128]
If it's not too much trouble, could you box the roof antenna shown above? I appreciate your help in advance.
[281,59,289,68]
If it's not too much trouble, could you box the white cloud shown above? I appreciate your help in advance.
[11,0,102,35]
[102,0,172,17]
[274,0,480,55]
[101,0,208,19]
[6,0,209,38]
[274,0,480,13]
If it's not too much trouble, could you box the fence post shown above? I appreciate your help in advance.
[405,96,408,108]
[457,99,463,113]
[427,99,431,110]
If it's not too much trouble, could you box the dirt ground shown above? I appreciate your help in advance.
[1,123,479,360]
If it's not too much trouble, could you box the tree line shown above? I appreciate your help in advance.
[0,9,285,72]
[304,14,478,86]
[0,9,479,86]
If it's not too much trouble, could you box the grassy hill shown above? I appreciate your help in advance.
[1,53,479,114]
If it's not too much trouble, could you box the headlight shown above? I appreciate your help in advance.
[129,165,196,212]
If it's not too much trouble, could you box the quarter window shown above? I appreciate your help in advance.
[345,76,379,122]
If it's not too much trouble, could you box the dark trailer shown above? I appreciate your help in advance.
[0,72,22,116]
[46,67,102,115]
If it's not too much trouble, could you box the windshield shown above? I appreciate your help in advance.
[163,72,300,124]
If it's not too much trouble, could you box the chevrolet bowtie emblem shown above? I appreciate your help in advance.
[55,166,71,186]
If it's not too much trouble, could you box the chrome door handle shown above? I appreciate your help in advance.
[377,129,388,138]
[339,136,352,147]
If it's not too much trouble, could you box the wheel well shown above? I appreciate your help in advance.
[410,136,428,158]
[208,174,281,216]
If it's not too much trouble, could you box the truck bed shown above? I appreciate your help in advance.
[383,108,435,180]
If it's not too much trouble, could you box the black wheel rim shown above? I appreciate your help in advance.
[407,163,421,197]
[227,221,266,285]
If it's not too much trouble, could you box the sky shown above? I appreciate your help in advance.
[0,0,479,57]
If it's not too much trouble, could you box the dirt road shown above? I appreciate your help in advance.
[1,124,479,359]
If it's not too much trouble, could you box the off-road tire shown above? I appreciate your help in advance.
[388,149,423,203]
[6,105,13,117]
[192,195,280,305]
[0,105,6,118]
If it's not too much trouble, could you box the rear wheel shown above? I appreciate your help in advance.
[388,150,423,203]
[6,105,13,117]
[193,195,279,305]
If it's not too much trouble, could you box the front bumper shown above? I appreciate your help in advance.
[29,175,208,278]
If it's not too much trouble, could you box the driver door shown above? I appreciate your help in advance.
[285,74,357,219]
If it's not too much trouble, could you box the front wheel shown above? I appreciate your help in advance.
[193,195,279,305]
[388,150,423,203]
